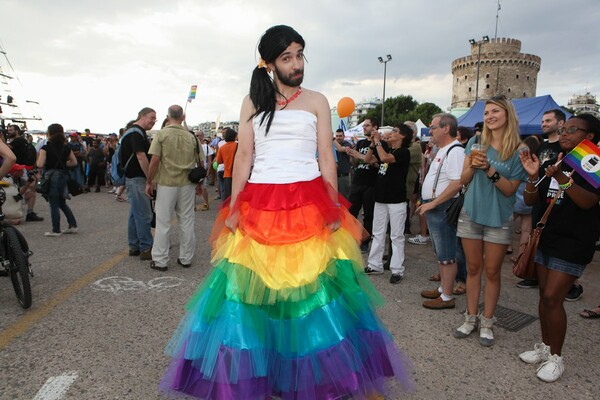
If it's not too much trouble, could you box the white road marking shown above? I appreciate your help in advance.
[91,276,184,294]
[33,371,78,400]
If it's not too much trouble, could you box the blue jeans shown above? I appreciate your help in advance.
[47,169,77,233]
[424,198,458,263]
[126,177,153,252]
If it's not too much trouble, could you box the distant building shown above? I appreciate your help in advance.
[568,92,599,117]
[451,38,541,108]
[332,98,382,130]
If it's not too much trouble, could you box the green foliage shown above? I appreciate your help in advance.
[361,95,443,126]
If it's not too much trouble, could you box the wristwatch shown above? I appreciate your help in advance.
[487,171,500,183]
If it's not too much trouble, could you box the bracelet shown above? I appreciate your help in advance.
[374,142,382,147]
[559,178,574,190]
[527,177,539,184]
[487,171,500,183]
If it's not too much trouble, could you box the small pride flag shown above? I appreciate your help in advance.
[563,139,600,189]
[188,85,197,102]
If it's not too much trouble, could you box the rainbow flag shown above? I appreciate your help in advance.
[187,85,197,102]
[563,139,600,189]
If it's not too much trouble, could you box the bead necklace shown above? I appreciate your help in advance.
[276,87,302,106]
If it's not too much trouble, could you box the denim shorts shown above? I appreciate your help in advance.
[456,209,513,245]
[424,199,457,263]
[534,249,587,278]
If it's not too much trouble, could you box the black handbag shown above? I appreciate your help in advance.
[36,174,50,195]
[445,189,465,226]
[67,178,83,196]
[188,135,207,183]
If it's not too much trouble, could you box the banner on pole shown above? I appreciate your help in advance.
[563,139,600,189]
[188,85,198,102]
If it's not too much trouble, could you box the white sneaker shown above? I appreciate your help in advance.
[536,354,564,382]
[45,231,62,237]
[408,234,430,245]
[62,227,78,234]
[519,343,550,364]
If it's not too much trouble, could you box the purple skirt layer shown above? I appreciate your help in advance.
[160,330,413,400]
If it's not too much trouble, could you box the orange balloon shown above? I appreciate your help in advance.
[337,97,355,118]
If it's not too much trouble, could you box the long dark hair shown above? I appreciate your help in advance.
[47,123,66,144]
[249,25,305,134]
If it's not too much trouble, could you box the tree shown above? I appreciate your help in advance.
[361,95,442,126]
[407,102,443,125]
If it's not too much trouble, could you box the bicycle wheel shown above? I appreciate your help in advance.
[5,226,32,309]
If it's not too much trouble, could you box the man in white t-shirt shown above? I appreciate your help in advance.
[416,113,465,310]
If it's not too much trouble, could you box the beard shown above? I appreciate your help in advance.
[275,67,304,87]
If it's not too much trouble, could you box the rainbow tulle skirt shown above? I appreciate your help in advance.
[160,177,413,399]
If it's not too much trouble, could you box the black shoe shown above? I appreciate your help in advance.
[516,279,539,289]
[390,274,403,284]
[129,249,140,256]
[0,269,7,277]
[26,212,44,222]
[150,261,168,272]
[177,259,191,268]
[565,284,583,302]
[364,267,383,275]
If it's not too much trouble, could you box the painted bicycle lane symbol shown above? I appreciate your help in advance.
[91,276,185,294]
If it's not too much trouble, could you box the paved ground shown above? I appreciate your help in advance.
[0,188,598,399]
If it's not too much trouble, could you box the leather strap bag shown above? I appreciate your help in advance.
[513,185,564,279]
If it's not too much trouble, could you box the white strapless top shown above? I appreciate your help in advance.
[249,110,320,184]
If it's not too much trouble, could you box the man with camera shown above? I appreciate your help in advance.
[145,105,204,272]
[7,124,43,222]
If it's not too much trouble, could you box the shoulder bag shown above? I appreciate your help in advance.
[513,185,564,279]
[46,144,84,197]
[188,136,207,184]
[430,143,465,226]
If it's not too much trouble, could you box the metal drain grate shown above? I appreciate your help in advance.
[478,303,538,332]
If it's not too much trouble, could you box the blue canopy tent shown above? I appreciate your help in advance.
[456,95,572,135]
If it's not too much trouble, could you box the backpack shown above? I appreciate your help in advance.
[23,142,37,167]
[110,127,144,186]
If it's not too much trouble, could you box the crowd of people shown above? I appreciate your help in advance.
[0,24,598,398]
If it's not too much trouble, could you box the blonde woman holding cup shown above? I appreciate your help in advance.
[453,96,527,346]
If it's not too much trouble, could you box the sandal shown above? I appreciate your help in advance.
[580,307,600,319]
[116,195,127,202]
[453,282,467,296]
[429,273,441,282]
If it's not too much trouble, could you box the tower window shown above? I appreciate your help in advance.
[486,84,490,89]
[516,74,519,79]
[508,88,511,93]
[468,87,472,92]
[523,92,526,97]
[527,76,530,80]
[467,102,471,107]
[486,74,490,78]
[465,75,467,80]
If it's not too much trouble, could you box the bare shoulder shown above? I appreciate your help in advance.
[301,88,330,114]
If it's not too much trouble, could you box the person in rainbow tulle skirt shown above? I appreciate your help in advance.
[160,25,414,399]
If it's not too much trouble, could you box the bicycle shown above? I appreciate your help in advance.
[0,180,33,308]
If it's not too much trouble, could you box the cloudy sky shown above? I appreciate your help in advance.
[0,0,598,133]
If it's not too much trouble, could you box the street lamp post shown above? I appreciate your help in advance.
[378,54,392,126]
[469,36,489,103]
